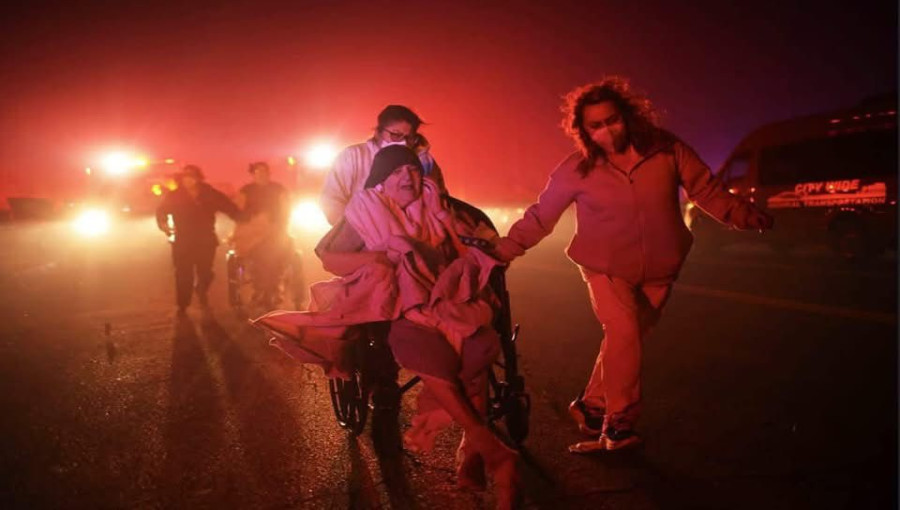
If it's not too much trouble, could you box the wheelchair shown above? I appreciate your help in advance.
[226,235,307,311]
[327,198,531,446]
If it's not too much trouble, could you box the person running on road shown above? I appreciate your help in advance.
[234,161,292,308]
[493,77,774,452]
[156,164,243,318]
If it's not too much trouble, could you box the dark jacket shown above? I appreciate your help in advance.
[156,183,242,246]
[239,181,290,230]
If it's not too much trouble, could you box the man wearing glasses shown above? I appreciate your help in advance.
[320,104,445,225]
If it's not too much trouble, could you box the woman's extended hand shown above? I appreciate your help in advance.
[746,209,775,232]
[492,237,526,262]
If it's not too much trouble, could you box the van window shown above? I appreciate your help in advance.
[721,152,750,184]
[759,128,898,186]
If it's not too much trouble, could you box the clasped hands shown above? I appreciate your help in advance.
[490,236,525,263]
[371,235,419,267]
[747,209,775,232]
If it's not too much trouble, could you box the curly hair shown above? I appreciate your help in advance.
[561,77,662,175]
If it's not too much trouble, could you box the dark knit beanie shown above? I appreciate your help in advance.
[364,145,424,189]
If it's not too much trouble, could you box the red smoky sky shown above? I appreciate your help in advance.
[0,0,896,204]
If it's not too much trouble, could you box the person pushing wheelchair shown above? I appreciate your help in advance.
[254,145,520,508]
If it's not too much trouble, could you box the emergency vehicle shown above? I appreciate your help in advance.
[83,154,180,216]
[65,152,180,237]
[688,94,898,259]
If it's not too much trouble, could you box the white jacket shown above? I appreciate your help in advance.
[319,138,443,225]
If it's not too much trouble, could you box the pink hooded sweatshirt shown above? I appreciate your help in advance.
[507,139,760,285]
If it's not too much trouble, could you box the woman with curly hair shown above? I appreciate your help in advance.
[494,77,773,452]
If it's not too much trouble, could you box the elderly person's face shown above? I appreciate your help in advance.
[381,163,422,208]
[583,101,628,154]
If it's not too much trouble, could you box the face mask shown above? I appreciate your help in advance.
[381,139,408,148]
[591,127,615,152]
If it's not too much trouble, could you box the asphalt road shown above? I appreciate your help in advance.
[0,212,896,509]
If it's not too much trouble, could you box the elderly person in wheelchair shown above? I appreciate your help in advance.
[254,145,519,508]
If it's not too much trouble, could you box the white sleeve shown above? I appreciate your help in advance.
[319,148,356,225]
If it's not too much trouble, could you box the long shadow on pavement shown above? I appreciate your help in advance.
[161,316,230,507]
[199,316,311,504]
[369,404,417,508]
[515,446,571,507]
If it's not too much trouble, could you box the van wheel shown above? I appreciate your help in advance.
[830,218,870,261]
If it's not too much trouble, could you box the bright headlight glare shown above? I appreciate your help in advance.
[72,209,111,237]
[290,200,330,234]
[304,142,338,170]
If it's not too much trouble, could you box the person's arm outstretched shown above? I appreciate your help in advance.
[675,141,773,231]
[496,153,582,261]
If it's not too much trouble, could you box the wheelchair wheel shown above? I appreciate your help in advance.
[328,370,369,435]
[503,376,531,446]
[487,323,530,446]
[488,371,531,446]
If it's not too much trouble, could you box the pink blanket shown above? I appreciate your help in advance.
[253,181,500,378]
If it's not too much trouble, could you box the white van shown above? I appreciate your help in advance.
[689,94,897,259]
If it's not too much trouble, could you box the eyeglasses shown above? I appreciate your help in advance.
[382,128,418,143]
[585,112,623,130]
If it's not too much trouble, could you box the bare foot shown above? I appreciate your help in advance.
[489,452,520,510]
[402,411,452,453]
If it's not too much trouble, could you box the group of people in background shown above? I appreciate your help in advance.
[155,160,291,317]
[156,77,773,509]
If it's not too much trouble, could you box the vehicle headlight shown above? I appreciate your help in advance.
[72,208,112,237]
[289,200,330,234]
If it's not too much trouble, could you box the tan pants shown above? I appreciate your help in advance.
[582,272,672,431]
